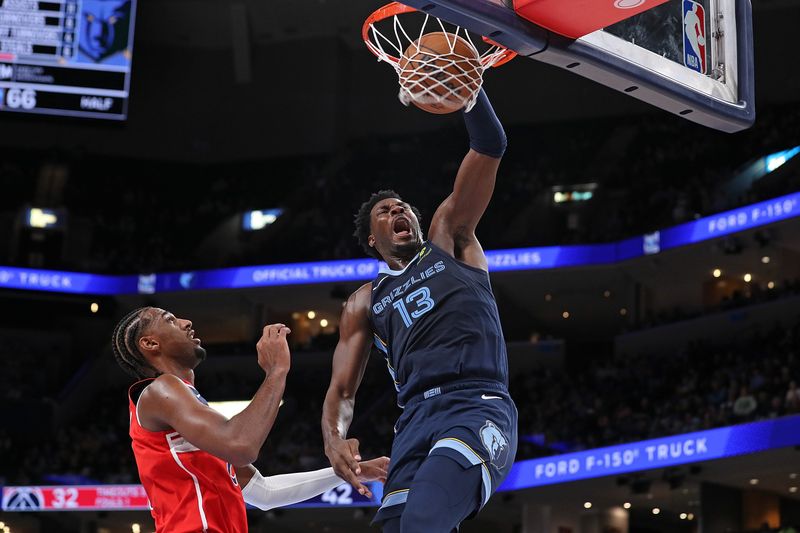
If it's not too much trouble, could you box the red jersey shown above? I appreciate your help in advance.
[128,379,248,533]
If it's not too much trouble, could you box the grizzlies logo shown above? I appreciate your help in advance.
[479,420,509,468]
[79,0,132,63]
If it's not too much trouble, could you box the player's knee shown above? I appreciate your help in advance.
[400,480,454,533]
[382,517,401,533]
[400,456,483,533]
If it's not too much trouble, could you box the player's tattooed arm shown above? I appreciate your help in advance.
[429,90,505,271]
[322,283,375,498]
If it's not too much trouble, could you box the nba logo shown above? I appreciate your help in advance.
[683,0,707,74]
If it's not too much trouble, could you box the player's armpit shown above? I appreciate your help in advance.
[235,464,258,489]
[428,150,499,271]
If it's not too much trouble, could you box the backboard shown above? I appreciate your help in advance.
[394,0,755,132]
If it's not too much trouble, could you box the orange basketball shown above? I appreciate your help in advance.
[398,32,482,114]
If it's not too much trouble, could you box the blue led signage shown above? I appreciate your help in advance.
[1,191,799,295]
[499,416,800,491]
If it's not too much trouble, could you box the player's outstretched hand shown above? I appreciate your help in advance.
[325,437,372,497]
[256,324,292,375]
[357,456,390,484]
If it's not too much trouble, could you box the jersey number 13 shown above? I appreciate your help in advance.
[392,287,435,328]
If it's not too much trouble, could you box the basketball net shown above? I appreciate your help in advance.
[363,2,516,112]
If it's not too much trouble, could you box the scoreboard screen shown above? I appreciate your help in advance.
[0,0,136,120]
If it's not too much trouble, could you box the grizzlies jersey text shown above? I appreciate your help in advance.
[369,242,508,406]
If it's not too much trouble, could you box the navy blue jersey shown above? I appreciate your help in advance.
[369,241,508,406]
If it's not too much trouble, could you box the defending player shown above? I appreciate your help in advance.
[112,307,389,533]
[322,89,517,532]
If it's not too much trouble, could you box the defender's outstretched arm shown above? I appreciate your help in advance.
[235,457,389,511]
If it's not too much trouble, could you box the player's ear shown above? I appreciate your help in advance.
[139,335,159,354]
[368,234,376,248]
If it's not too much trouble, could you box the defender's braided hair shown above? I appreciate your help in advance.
[111,307,161,380]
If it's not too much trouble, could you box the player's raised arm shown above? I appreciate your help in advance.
[428,89,506,270]
[322,284,375,497]
[137,324,291,466]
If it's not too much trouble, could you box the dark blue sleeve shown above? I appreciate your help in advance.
[462,89,507,158]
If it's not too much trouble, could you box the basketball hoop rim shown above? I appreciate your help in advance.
[362,1,517,67]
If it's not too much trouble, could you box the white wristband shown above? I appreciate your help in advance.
[242,467,345,511]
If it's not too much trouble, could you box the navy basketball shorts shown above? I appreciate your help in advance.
[373,380,518,526]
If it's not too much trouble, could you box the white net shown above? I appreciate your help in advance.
[364,8,512,112]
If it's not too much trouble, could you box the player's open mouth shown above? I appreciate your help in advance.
[393,217,412,238]
[189,330,201,344]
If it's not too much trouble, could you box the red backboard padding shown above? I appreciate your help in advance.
[512,0,672,39]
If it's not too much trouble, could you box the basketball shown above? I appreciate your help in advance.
[398,32,483,114]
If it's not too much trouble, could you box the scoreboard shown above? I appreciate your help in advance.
[1,483,383,511]
[0,0,136,120]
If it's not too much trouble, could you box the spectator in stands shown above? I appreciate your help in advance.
[786,380,800,412]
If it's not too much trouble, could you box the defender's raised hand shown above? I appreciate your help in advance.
[256,324,292,375]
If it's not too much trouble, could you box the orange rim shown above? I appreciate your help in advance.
[362,1,517,67]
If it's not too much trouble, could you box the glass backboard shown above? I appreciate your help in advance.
[395,0,754,132]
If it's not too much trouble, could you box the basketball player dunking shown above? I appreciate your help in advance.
[112,307,388,533]
[322,89,517,532]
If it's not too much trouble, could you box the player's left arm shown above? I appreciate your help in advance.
[235,457,389,510]
[428,89,506,271]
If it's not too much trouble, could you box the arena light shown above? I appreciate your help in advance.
[583,502,592,509]
[765,146,800,173]
[744,273,752,283]
[26,207,61,229]
[242,209,283,231]
[90,302,99,314]
[712,268,722,278]
[749,478,759,485]
[790,487,798,493]
[680,513,688,520]
[320,319,329,328]
[552,183,597,204]
[307,310,316,319]
[652,507,660,515]
[623,502,631,509]
[761,256,770,264]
